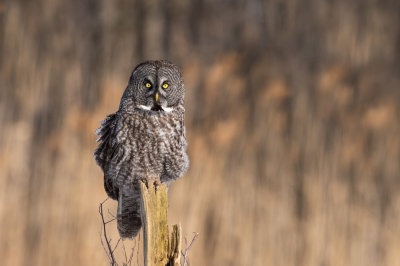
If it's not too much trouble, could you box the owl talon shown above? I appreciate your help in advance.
[140,177,149,189]
[153,179,162,191]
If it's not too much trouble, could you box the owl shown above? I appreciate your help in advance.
[94,60,189,238]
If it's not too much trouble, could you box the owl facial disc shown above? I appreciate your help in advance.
[128,60,182,114]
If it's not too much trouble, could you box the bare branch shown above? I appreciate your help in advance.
[186,233,199,253]
[122,240,128,265]
[105,218,116,224]
[112,238,121,254]
[181,232,199,266]
[108,209,117,219]
[100,197,110,205]
[99,231,112,262]
[129,237,136,266]
[99,199,117,265]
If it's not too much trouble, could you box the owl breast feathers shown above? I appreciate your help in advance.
[94,60,189,238]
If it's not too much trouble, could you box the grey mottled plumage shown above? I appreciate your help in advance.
[94,60,189,238]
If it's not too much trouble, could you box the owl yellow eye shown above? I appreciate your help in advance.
[145,82,152,88]
[162,83,169,89]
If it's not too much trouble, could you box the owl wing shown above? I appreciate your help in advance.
[94,113,121,200]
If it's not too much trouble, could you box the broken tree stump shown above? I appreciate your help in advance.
[139,180,181,266]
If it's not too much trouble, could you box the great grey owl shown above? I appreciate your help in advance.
[94,60,189,238]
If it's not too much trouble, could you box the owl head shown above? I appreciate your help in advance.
[120,60,184,113]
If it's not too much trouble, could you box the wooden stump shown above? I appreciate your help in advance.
[139,180,181,266]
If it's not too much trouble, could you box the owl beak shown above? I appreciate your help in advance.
[155,92,159,102]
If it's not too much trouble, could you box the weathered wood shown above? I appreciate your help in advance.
[139,180,182,266]
[168,224,181,266]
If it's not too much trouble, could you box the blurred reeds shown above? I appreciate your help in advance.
[0,0,399,265]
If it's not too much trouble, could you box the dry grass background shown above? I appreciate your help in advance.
[1,0,400,265]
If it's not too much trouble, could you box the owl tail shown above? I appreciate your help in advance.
[117,182,142,238]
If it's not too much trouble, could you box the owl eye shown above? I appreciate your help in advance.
[145,82,152,88]
[162,83,169,89]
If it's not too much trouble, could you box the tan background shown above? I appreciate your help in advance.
[1,0,400,265]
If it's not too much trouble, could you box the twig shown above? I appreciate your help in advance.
[101,197,109,205]
[105,218,116,224]
[181,232,199,266]
[100,231,112,262]
[122,240,128,265]
[108,209,116,219]
[112,238,121,254]
[99,198,117,265]
[130,237,136,266]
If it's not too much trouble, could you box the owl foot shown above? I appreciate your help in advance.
[153,179,162,192]
[139,177,162,191]
[140,177,150,189]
